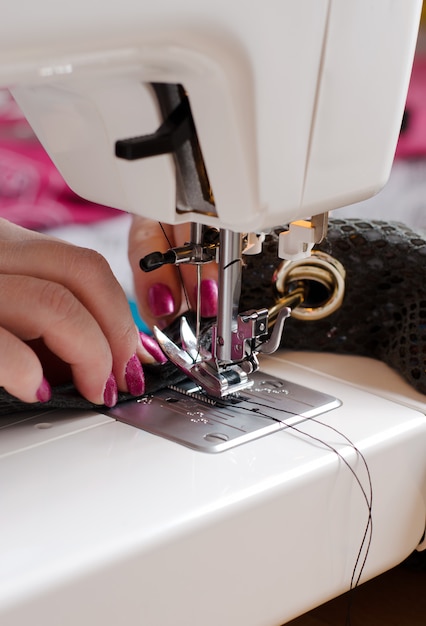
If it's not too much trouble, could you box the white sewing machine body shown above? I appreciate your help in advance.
[0,0,421,231]
[1,1,426,624]
[0,353,425,626]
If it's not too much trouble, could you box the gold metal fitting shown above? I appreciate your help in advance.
[274,251,346,321]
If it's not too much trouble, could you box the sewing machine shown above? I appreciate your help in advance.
[1,1,426,625]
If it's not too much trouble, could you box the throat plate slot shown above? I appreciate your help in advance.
[106,371,341,453]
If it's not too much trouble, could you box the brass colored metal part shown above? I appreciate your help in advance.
[267,286,305,328]
[274,251,346,321]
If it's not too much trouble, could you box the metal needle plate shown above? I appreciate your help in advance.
[107,371,341,453]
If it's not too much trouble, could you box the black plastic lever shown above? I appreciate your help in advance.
[115,98,194,161]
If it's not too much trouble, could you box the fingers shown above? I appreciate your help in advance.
[128,217,183,329]
[0,327,49,404]
[0,236,141,397]
[128,217,218,329]
[0,217,47,243]
[0,275,113,405]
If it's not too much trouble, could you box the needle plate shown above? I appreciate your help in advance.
[107,371,341,453]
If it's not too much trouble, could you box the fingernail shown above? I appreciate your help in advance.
[148,283,175,318]
[140,332,168,364]
[36,377,52,403]
[125,354,145,396]
[194,279,218,318]
[103,373,118,408]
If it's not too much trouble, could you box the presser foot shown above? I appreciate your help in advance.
[154,316,256,398]
[154,302,295,398]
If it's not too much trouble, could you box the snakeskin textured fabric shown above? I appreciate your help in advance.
[240,219,426,395]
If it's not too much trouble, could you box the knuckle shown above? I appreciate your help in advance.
[110,317,138,350]
[120,320,138,346]
[82,247,110,270]
[39,281,78,320]
[66,247,112,285]
[70,247,111,281]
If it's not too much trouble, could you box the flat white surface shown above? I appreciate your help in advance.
[0,353,425,626]
[280,351,426,413]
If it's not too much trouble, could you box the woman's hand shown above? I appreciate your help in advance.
[0,218,148,407]
[128,216,218,331]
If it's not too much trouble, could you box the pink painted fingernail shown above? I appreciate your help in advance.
[194,279,218,318]
[36,377,52,403]
[140,332,168,364]
[125,354,145,396]
[103,373,118,408]
[148,283,175,318]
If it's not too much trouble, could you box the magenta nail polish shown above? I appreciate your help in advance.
[148,283,175,318]
[103,373,118,408]
[36,377,52,403]
[197,279,218,318]
[125,354,145,396]
[140,332,168,364]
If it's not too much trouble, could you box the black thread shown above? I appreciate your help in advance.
[159,222,191,313]
[223,258,241,271]
[310,417,373,591]
[160,221,373,621]
[232,396,373,624]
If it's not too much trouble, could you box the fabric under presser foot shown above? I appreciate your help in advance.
[0,315,205,416]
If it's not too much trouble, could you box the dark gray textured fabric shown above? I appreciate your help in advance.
[0,362,186,415]
[240,218,426,395]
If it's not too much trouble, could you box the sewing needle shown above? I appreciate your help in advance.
[195,263,201,354]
